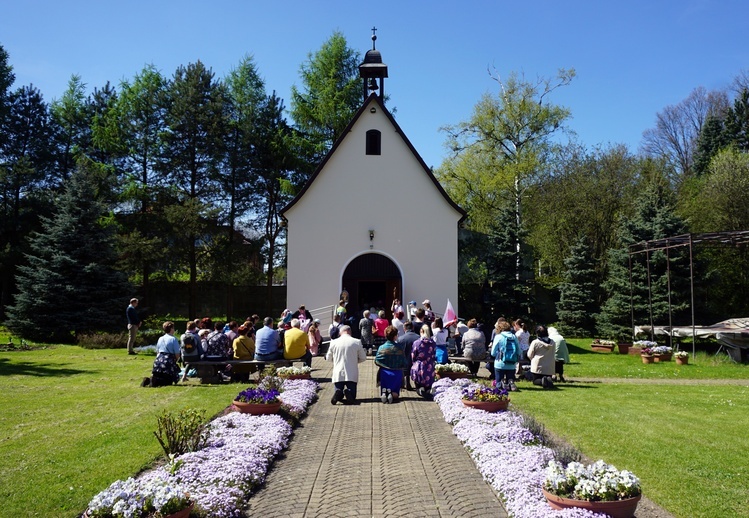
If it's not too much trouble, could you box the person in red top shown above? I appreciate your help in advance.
[373,310,389,350]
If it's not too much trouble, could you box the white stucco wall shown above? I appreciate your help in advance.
[284,97,463,326]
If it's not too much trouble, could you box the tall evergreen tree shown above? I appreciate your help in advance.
[692,113,728,176]
[0,43,15,153]
[50,74,89,184]
[597,175,689,340]
[556,236,598,336]
[723,88,749,152]
[6,162,130,342]
[290,31,362,165]
[160,61,228,317]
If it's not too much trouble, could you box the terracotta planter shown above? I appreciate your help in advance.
[232,400,282,415]
[641,354,654,364]
[436,371,470,380]
[461,399,509,412]
[676,357,689,366]
[591,344,614,353]
[653,353,672,362]
[280,373,311,380]
[617,343,631,354]
[628,346,642,355]
[542,489,641,518]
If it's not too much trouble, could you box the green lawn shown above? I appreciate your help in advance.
[563,338,749,379]
[1,340,748,517]
[0,346,238,517]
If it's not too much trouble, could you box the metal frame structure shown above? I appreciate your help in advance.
[628,231,749,356]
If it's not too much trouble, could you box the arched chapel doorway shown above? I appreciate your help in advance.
[342,253,402,320]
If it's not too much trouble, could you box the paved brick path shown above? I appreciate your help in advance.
[247,356,508,518]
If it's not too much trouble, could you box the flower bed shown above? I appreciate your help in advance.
[435,363,471,374]
[433,378,638,517]
[87,379,319,517]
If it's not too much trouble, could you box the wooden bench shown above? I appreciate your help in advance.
[187,358,306,384]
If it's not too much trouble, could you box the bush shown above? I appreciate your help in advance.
[153,408,209,458]
[77,332,128,350]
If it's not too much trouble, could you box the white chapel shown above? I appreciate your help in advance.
[282,34,466,326]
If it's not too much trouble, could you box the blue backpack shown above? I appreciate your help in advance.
[500,333,518,364]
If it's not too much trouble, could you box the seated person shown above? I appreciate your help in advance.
[232,324,256,382]
[284,318,313,368]
[180,321,204,382]
[254,317,284,361]
[375,326,406,403]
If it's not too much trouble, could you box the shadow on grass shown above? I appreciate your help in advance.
[0,357,89,377]
[567,342,598,355]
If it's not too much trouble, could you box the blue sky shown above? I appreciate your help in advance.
[2,0,747,169]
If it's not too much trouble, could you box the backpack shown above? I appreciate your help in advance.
[329,324,340,340]
[503,333,518,363]
[181,333,200,360]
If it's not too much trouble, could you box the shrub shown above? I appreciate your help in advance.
[77,332,128,350]
[153,409,209,458]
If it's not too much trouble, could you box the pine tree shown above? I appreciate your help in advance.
[692,113,727,176]
[556,236,598,336]
[597,178,689,340]
[6,162,130,342]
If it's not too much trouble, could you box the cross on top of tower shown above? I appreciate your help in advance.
[371,26,377,50]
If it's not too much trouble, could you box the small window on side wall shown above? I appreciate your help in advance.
[366,129,381,155]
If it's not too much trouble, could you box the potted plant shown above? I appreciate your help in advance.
[543,460,642,518]
[435,363,471,380]
[675,350,689,365]
[86,477,194,518]
[233,386,282,415]
[276,365,312,379]
[590,339,616,353]
[634,340,656,359]
[650,345,673,362]
[460,384,510,412]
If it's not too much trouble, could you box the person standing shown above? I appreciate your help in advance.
[126,298,141,355]
[326,325,367,404]
[462,319,487,376]
[410,324,436,398]
[359,310,375,356]
[308,319,323,356]
[432,318,449,364]
[397,321,420,390]
[514,319,531,379]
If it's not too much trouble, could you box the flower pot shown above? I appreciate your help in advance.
[232,400,282,415]
[436,371,470,380]
[591,344,614,353]
[280,373,311,380]
[676,357,688,366]
[628,346,642,356]
[542,489,641,518]
[641,354,654,364]
[461,399,509,412]
[617,342,631,354]
[653,353,672,362]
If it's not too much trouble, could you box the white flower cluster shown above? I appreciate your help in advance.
[675,350,689,358]
[276,366,312,376]
[544,460,641,502]
[651,345,673,355]
[435,363,471,373]
[87,475,188,517]
[633,340,657,347]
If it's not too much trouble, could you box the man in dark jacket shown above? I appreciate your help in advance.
[126,298,141,355]
[397,321,419,390]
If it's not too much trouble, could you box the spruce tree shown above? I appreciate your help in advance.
[597,179,689,340]
[556,236,598,336]
[6,162,130,342]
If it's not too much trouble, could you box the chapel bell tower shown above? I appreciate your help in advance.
[359,27,388,103]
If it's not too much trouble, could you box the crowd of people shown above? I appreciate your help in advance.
[133,298,571,401]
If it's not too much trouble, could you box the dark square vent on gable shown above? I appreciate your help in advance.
[366,129,381,155]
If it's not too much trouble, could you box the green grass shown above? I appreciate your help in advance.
[0,346,239,517]
[564,338,749,379]
[511,382,749,518]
